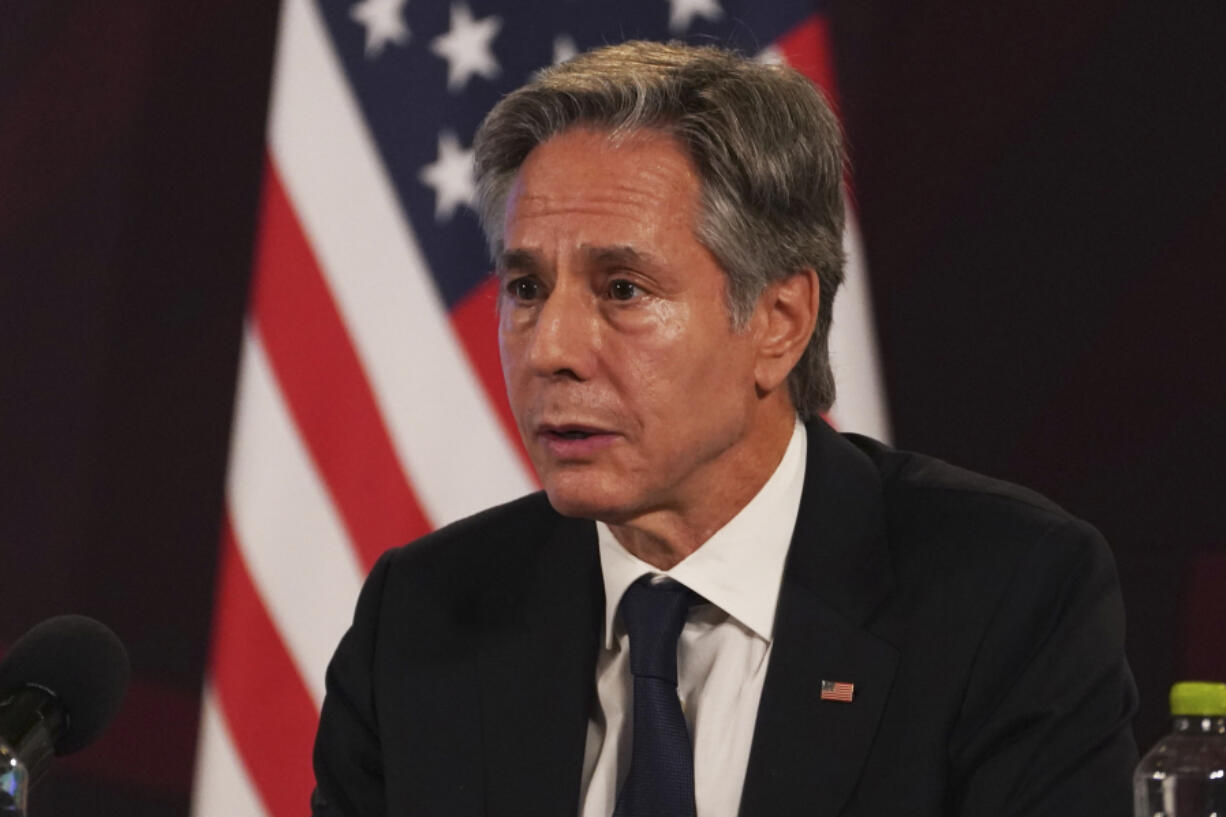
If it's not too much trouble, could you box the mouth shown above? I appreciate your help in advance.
[535,423,619,456]
[538,424,611,440]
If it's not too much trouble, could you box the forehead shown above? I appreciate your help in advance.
[502,127,703,247]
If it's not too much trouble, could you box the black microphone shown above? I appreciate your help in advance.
[0,615,130,787]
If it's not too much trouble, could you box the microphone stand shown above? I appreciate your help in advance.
[0,737,28,817]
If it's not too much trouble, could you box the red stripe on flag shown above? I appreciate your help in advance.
[211,515,319,817]
[449,275,537,477]
[777,15,841,110]
[251,158,431,569]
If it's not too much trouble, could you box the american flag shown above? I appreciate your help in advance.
[820,680,856,702]
[189,1,888,815]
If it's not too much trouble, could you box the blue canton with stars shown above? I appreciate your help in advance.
[316,0,824,309]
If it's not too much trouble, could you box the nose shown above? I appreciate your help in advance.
[524,281,598,381]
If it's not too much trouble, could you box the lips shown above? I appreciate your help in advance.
[535,423,620,458]
[538,423,610,440]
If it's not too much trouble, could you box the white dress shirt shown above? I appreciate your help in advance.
[578,420,808,817]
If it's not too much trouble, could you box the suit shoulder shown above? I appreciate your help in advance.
[356,492,584,645]
[381,491,560,574]
[841,433,1107,577]
[845,433,1079,526]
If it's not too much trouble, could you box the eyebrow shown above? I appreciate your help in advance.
[497,244,661,274]
[496,248,539,275]
[580,244,661,270]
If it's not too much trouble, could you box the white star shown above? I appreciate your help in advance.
[350,0,410,58]
[756,45,784,66]
[667,0,724,33]
[419,131,476,221]
[430,3,502,93]
[552,34,578,65]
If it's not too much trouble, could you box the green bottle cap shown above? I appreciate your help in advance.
[1170,681,1226,716]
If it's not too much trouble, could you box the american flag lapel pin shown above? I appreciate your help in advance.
[820,680,855,702]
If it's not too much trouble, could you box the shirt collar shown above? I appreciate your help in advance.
[596,419,808,649]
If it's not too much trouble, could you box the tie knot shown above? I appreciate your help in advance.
[619,577,694,684]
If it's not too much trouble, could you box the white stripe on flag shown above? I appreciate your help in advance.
[827,212,891,442]
[267,0,536,529]
[190,685,268,817]
[227,330,366,706]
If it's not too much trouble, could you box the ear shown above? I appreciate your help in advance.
[753,268,820,395]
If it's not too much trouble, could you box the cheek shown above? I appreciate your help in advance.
[497,328,532,420]
[633,303,734,380]
[497,311,526,373]
[606,305,688,394]
[615,319,724,425]
[497,331,514,383]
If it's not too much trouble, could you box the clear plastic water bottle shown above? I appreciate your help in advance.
[1134,681,1226,816]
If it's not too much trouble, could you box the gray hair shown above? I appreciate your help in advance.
[473,40,846,417]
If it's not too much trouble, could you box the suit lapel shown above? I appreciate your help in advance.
[739,422,901,817]
[478,512,602,817]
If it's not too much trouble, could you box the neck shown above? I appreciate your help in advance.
[609,404,797,570]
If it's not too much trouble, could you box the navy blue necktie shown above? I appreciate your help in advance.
[613,577,697,817]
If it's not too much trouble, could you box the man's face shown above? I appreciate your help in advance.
[497,127,775,527]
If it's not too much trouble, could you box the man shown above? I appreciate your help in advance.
[311,41,1137,816]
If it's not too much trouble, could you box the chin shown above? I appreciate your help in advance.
[540,474,635,523]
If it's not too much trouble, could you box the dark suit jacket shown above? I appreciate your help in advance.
[312,421,1138,816]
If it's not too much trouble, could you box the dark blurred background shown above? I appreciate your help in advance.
[2,1,1224,814]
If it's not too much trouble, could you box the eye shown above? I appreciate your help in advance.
[504,276,542,302]
[608,279,641,301]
